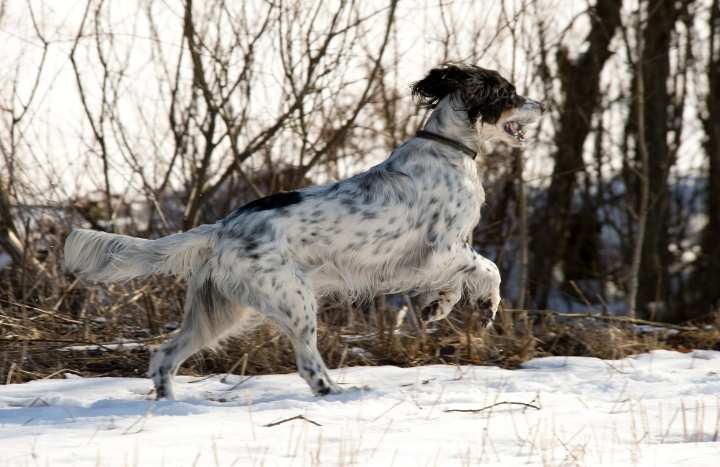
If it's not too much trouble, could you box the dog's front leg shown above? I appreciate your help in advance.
[417,287,462,323]
[459,244,502,327]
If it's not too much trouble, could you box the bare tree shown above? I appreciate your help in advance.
[695,0,720,314]
[529,0,623,308]
[633,0,691,318]
[0,0,50,272]
[621,3,649,319]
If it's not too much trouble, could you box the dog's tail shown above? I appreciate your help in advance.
[64,224,217,283]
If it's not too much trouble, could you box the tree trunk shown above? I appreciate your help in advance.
[529,0,623,307]
[635,0,683,318]
[695,0,720,314]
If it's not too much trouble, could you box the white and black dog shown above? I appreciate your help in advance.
[64,64,544,399]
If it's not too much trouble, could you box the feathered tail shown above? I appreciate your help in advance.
[64,224,217,283]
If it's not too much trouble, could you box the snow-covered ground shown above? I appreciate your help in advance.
[1,350,719,466]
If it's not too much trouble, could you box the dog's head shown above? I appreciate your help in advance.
[412,63,544,146]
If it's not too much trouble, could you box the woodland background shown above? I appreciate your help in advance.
[1,0,719,383]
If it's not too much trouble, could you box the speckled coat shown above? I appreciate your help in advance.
[64,64,543,399]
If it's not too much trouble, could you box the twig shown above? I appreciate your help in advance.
[123,401,156,435]
[505,309,699,332]
[444,400,540,414]
[0,298,84,324]
[0,335,171,346]
[263,414,322,428]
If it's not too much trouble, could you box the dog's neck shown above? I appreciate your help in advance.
[422,97,484,153]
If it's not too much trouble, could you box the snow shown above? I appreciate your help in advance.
[1,350,719,466]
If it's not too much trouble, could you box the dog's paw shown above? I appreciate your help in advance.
[476,292,500,327]
[314,378,344,396]
[315,384,369,400]
[420,300,442,322]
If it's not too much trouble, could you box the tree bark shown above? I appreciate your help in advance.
[695,0,720,313]
[635,0,687,318]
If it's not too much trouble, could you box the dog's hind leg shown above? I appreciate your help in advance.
[149,274,239,400]
[254,267,343,396]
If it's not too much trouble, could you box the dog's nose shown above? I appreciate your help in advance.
[527,99,545,113]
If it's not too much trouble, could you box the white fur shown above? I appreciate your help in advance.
[65,88,542,399]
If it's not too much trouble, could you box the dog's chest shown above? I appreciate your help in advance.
[418,159,484,242]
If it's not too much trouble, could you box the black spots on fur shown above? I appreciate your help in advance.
[155,382,169,399]
[398,243,432,269]
[421,301,440,321]
[247,220,272,240]
[224,191,303,223]
[244,238,258,252]
[426,211,441,244]
[362,211,378,220]
[339,197,361,215]
[444,173,456,192]
[327,182,341,194]
[316,379,330,395]
[162,341,178,357]
[159,362,172,376]
[411,63,519,124]
[411,165,426,177]
[98,238,125,269]
[477,297,493,310]
[198,275,226,312]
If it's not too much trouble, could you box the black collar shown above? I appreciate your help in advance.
[415,129,477,159]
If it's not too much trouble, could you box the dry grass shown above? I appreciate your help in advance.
[1,230,719,385]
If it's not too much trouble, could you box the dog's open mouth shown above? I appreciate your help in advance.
[503,120,526,142]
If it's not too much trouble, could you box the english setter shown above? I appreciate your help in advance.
[64,64,544,399]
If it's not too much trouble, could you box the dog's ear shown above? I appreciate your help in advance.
[411,64,472,110]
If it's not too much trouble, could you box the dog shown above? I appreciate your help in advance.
[64,64,544,399]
